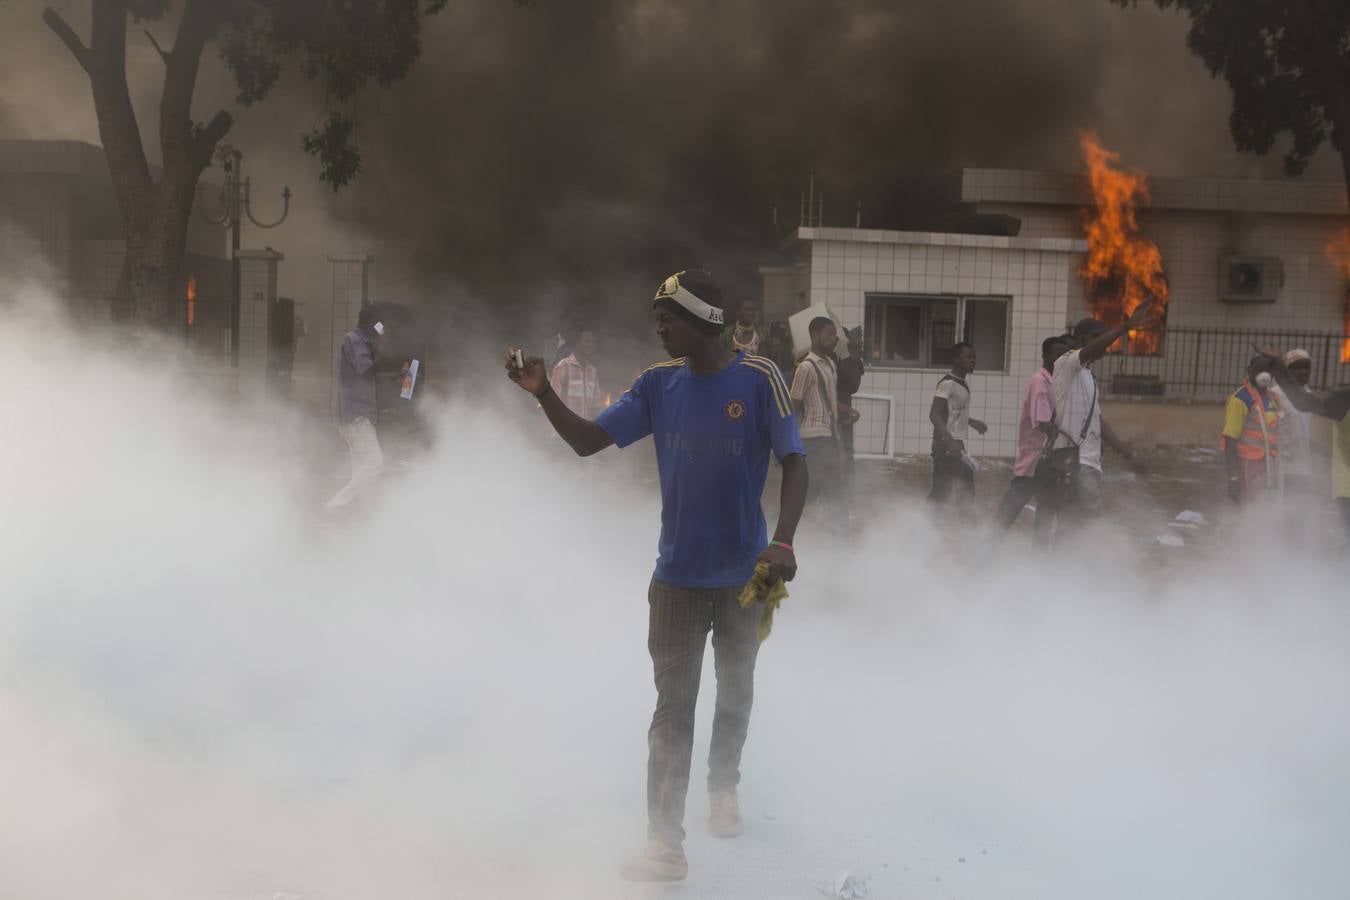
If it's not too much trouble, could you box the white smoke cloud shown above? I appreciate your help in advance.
[2,270,1349,900]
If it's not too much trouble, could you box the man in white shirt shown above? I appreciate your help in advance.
[1047,305,1154,527]
[927,342,987,523]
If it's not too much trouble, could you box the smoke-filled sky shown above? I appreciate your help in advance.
[1,0,1344,312]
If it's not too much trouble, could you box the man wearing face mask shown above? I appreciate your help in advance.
[1221,355,1281,504]
[326,304,386,510]
[1254,343,1350,537]
[1269,349,1318,500]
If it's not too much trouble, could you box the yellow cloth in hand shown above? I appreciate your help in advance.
[738,561,788,642]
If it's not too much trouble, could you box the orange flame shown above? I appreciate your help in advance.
[1078,133,1169,354]
[1323,229,1350,363]
[185,275,197,327]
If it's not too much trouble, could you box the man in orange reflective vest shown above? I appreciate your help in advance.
[1222,355,1281,503]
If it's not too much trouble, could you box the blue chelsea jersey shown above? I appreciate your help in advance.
[596,352,806,588]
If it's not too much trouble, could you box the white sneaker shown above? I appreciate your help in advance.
[619,839,688,882]
[709,790,743,838]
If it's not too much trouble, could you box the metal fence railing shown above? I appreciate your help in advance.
[1092,327,1350,402]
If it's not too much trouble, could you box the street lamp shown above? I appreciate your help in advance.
[198,144,292,366]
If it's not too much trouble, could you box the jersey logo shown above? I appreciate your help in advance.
[725,399,747,421]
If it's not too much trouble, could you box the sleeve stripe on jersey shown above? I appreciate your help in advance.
[745,357,793,416]
[747,355,795,413]
[741,359,791,417]
[641,357,687,375]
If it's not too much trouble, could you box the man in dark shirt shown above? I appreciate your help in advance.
[835,327,866,508]
[326,305,385,510]
[507,269,808,883]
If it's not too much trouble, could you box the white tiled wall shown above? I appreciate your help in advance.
[797,228,1080,457]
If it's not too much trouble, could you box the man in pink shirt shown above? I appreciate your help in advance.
[549,328,604,419]
[993,335,1069,546]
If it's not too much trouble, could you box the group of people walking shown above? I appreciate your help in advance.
[925,304,1154,544]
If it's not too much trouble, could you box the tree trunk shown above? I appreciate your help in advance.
[44,0,230,329]
[123,183,192,325]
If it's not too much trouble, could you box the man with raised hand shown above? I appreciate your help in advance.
[1255,344,1350,538]
[1047,303,1155,527]
[507,268,808,883]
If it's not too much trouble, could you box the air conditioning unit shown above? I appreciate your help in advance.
[1220,256,1283,303]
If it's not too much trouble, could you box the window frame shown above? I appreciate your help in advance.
[863,292,1012,373]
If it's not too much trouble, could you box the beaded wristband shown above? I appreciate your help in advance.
[769,540,794,553]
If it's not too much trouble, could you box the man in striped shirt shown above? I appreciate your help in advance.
[549,328,603,419]
[790,317,857,532]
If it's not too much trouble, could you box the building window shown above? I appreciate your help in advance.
[864,294,1010,371]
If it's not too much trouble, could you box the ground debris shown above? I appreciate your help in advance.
[812,870,871,899]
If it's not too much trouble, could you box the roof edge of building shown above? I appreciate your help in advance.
[957,167,1349,216]
[795,226,1087,253]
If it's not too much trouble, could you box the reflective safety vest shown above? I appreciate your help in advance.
[1225,382,1280,461]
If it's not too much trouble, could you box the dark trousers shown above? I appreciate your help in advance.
[1064,466,1104,522]
[1034,465,1103,545]
[646,579,762,847]
[804,435,848,533]
[840,422,857,502]
[993,475,1053,548]
[928,450,976,524]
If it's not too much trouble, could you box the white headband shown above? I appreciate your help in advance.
[1283,349,1311,365]
[655,274,724,326]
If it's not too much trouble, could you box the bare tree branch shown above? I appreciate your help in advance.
[192,110,234,167]
[144,28,169,66]
[41,7,92,73]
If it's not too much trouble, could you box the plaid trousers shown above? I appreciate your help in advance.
[646,578,762,846]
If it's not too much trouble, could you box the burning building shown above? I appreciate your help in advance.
[961,163,1350,402]
[762,163,1350,458]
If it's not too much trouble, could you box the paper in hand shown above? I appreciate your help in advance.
[400,359,420,400]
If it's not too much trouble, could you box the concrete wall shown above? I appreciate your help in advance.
[797,227,1083,457]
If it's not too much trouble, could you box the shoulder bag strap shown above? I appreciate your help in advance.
[1078,377,1099,444]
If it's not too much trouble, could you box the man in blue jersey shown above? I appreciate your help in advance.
[507,269,808,883]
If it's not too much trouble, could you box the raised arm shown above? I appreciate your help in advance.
[1252,344,1336,417]
[1080,303,1157,367]
[507,353,614,457]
